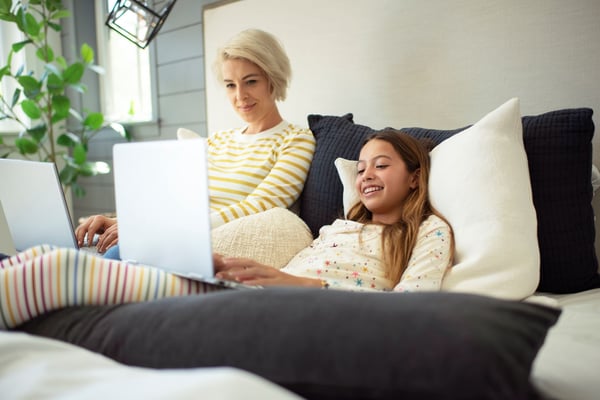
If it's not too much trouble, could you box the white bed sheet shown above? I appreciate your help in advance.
[531,288,600,400]
[0,331,302,400]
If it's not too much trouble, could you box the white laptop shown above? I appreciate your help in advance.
[0,159,86,253]
[0,200,17,256]
[112,138,258,289]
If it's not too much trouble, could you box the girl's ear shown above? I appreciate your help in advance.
[410,168,420,189]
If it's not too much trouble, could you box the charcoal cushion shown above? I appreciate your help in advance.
[300,108,599,294]
[17,288,560,400]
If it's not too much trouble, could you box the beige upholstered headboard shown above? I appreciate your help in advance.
[203,0,600,257]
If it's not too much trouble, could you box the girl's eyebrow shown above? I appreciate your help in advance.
[357,154,393,164]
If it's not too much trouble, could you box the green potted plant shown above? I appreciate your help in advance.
[0,0,129,197]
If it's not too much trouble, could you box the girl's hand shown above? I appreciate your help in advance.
[215,257,322,288]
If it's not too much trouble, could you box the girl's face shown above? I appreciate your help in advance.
[355,139,419,224]
[221,58,279,131]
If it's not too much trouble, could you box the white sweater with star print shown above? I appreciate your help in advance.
[281,214,452,292]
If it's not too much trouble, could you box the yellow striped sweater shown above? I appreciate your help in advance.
[207,120,315,228]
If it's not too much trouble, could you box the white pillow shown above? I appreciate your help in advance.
[334,157,361,216]
[335,98,539,300]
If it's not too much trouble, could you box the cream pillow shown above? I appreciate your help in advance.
[211,207,313,269]
[335,98,539,300]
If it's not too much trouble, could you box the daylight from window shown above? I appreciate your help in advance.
[99,0,154,123]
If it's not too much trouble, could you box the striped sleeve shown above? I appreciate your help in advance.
[209,124,315,228]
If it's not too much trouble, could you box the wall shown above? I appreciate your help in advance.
[203,0,600,258]
[71,0,600,258]
[68,0,217,222]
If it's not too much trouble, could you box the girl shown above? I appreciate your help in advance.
[0,131,453,330]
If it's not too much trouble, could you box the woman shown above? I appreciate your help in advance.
[0,131,453,329]
[76,29,316,255]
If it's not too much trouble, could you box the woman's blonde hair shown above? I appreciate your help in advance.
[347,130,454,284]
[213,29,291,102]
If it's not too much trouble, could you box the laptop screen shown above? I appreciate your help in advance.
[113,138,214,278]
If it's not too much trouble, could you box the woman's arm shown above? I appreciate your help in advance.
[210,127,315,228]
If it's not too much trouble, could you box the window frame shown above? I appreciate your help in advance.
[93,0,159,127]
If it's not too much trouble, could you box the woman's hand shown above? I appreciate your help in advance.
[215,256,322,288]
[75,215,118,253]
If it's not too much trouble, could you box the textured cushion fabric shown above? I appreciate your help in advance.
[17,289,560,400]
[521,109,598,293]
[211,207,313,269]
[300,114,377,236]
[331,99,540,300]
[304,105,599,294]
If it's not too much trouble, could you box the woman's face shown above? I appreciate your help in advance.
[221,58,278,130]
[355,139,419,224]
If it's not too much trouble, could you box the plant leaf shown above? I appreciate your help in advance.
[68,82,87,94]
[69,108,83,122]
[36,45,54,62]
[51,95,70,118]
[17,76,41,98]
[71,182,86,197]
[27,124,47,143]
[50,9,71,20]
[14,137,39,154]
[59,164,78,185]
[10,88,21,108]
[84,112,104,130]
[63,62,84,84]
[0,0,12,14]
[57,132,80,147]
[46,72,64,93]
[47,21,62,32]
[81,43,94,64]
[55,56,67,69]
[21,99,42,119]
[24,12,41,37]
[87,64,105,75]
[12,40,32,53]
[73,143,86,164]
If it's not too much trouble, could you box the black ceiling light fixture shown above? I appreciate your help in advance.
[105,0,177,49]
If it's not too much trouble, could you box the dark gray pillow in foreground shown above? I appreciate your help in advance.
[18,289,560,400]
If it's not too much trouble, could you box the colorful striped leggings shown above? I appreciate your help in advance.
[0,245,224,330]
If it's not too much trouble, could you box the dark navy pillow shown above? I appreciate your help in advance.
[302,109,599,294]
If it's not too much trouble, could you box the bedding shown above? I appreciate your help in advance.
[0,331,301,399]
[5,101,599,400]
[531,288,600,400]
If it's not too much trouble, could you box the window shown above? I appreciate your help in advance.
[0,24,26,133]
[94,0,156,124]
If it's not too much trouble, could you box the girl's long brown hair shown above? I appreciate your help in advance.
[346,130,454,284]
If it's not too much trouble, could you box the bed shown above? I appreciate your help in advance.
[2,100,598,400]
[3,1,599,398]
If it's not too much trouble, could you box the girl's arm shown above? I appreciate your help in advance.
[393,217,453,292]
[216,256,323,288]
